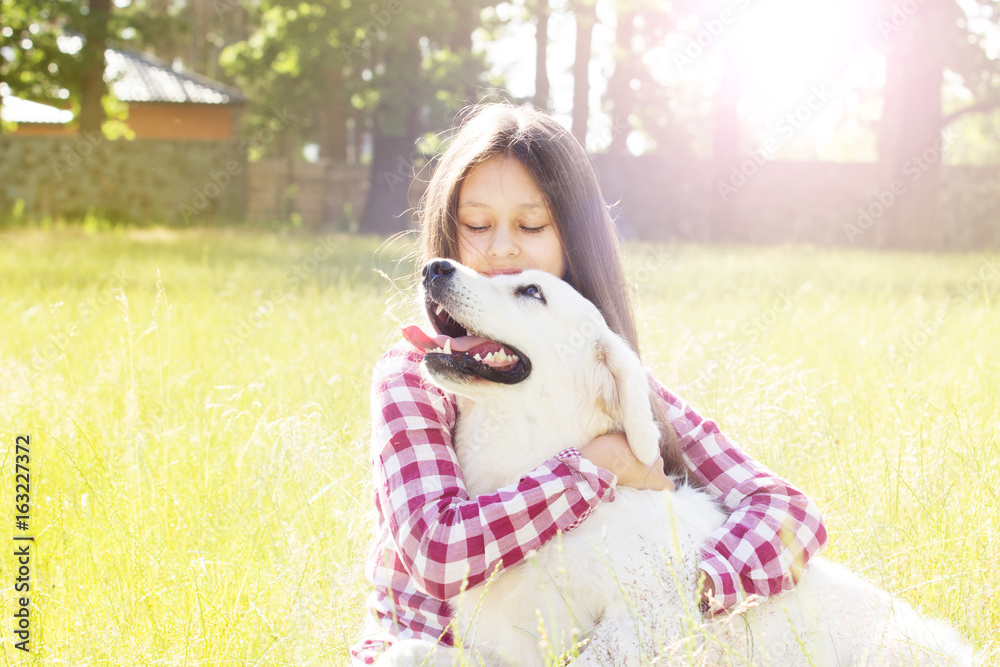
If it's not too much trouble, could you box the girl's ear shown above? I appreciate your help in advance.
[587,333,661,465]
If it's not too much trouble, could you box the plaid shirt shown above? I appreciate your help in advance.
[350,343,827,664]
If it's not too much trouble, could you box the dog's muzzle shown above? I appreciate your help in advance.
[401,259,532,385]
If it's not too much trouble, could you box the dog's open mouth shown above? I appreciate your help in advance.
[401,295,531,384]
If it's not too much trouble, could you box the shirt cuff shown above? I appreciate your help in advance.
[350,634,392,666]
[698,552,745,612]
[555,447,617,502]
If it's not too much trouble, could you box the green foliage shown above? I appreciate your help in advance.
[220,0,502,159]
[940,0,1000,111]
[0,0,182,135]
[0,0,78,103]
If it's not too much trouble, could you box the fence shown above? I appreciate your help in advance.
[595,156,1000,248]
[2,134,998,248]
[246,159,369,230]
[0,135,246,224]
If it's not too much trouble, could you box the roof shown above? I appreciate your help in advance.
[105,48,247,105]
[0,94,74,124]
[0,47,246,126]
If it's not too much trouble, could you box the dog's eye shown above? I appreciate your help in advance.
[516,284,545,303]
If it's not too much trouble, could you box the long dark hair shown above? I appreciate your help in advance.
[418,103,684,476]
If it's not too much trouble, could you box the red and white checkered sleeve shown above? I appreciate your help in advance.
[371,347,616,601]
[652,378,828,611]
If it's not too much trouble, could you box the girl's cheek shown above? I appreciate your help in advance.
[457,238,485,268]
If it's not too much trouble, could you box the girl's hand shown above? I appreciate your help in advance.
[698,570,723,616]
[580,432,674,491]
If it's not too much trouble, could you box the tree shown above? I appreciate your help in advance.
[872,0,999,247]
[78,0,111,133]
[360,21,423,235]
[607,0,1000,245]
[0,0,78,131]
[605,5,637,155]
[532,0,551,111]
[221,1,369,162]
[222,0,501,232]
[600,0,708,159]
[118,0,250,84]
[359,0,501,234]
[708,44,743,240]
[570,0,597,144]
[0,0,188,136]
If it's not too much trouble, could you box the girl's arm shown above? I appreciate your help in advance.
[372,346,617,601]
[651,379,828,611]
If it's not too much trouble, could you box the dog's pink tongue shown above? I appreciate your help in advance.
[401,325,489,353]
[401,325,440,351]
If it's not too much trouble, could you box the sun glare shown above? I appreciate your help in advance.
[648,0,879,156]
[731,0,866,112]
[484,0,883,155]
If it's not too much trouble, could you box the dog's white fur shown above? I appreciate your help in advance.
[380,261,974,666]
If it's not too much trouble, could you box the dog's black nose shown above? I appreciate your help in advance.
[424,259,456,281]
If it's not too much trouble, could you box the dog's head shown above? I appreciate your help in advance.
[402,259,661,465]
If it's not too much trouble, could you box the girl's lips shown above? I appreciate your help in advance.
[484,268,523,276]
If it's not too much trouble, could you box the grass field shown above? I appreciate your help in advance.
[0,227,996,664]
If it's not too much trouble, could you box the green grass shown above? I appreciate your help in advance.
[0,228,996,664]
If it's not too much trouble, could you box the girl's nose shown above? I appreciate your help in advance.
[488,225,519,258]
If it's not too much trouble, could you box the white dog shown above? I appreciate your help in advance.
[383,259,974,666]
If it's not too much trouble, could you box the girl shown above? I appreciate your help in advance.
[351,103,827,664]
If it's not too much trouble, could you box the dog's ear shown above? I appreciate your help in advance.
[587,333,661,465]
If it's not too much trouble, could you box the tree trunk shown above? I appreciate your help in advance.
[877,0,955,248]
[534,0,550,111]
[78,0,110,134]
[709,46,742,242]
[571,1,596,145]
[350,111,366,164]
[607,10,636,155]
[451,2,474,52]
[360,131,417,234]
[319,66,348,161]
[188,0,210,75]
[360,35,421,235]
[450,0,477,106]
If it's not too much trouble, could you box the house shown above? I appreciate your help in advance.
[1,47,246,140]
[0,90,75,136]
[0,47,249,223]
[104,48,247,139]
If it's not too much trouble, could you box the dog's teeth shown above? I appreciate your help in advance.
[474,353,482,362]
[442,339,452,355]
[496,349,508,361]
[435,304,445,316]
[510,354,519,362]
[485,352,495,363]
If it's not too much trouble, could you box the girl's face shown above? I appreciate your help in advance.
[456,156,566,278]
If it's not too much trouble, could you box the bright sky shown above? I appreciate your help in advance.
[661,0,881,160]
[479,0,982,160]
